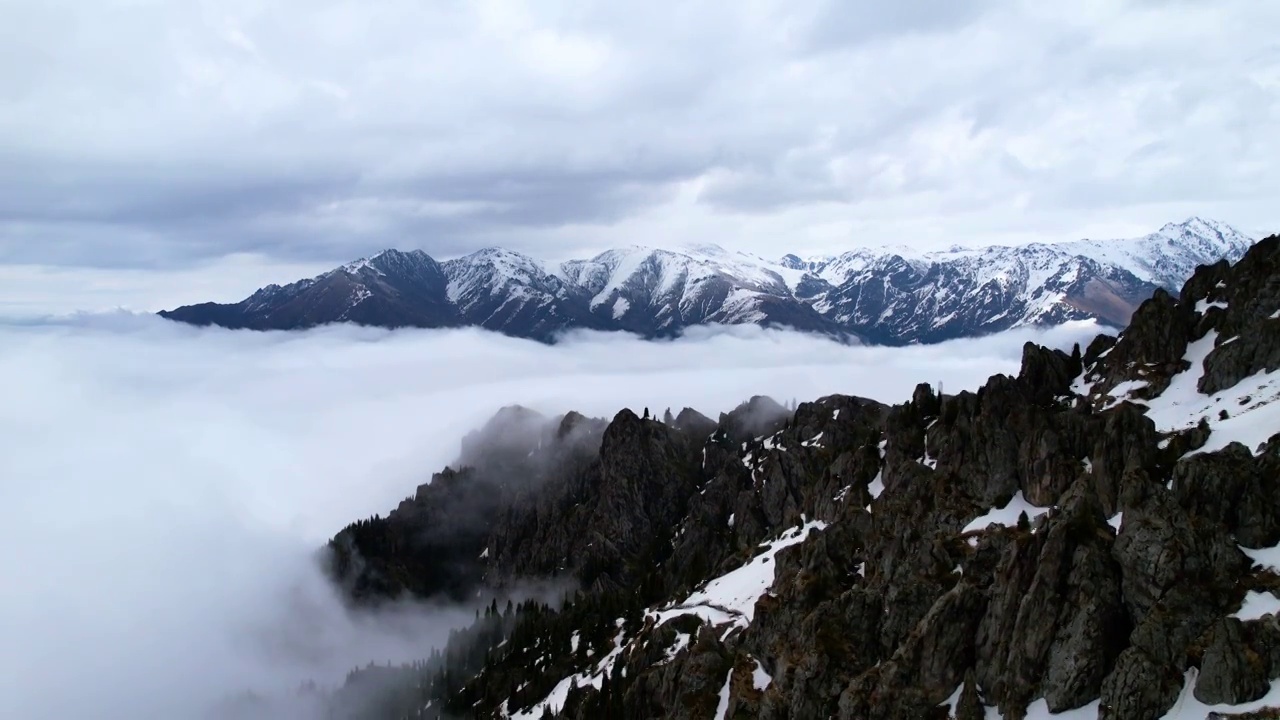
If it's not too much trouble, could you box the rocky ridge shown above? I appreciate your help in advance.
[287,235,1280,720]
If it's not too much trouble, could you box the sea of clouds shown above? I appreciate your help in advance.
[0,314,1103,718]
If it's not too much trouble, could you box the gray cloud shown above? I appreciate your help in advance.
[0,0,1276,272]
[801,0,990,51]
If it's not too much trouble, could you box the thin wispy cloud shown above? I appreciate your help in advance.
[0,318,1101,717]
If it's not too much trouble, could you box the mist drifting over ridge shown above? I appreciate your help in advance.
[0,316,1102,718]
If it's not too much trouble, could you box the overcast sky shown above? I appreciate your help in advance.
[2,0,1278,309]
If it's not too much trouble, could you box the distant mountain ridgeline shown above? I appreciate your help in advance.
[163,217,1254,345]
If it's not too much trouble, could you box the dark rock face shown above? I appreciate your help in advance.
[160,219,1254,345]
[1195,618,1271,705]
[1098,647,1183,720]
[1113,493,1248,677]
[1198,235,1280,395]
[1091,288,1194,399]
[1173,442,1280,548]
[297,235,1280,720]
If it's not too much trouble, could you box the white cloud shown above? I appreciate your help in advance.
[0,316,1100,717]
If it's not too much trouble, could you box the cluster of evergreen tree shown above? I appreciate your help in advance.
[325,470,497,604]
[286,575,676,720]
[313,596,533,719]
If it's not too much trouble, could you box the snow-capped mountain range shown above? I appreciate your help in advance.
[160,217,1255,344]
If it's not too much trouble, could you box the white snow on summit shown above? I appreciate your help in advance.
[561,244,795,328]
[1056,217,1254,290]
[212,217,1255,343]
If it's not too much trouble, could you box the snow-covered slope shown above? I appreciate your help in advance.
[1056,217,1254,291]
[161,218,1255,344]
[441,249,605,339]
[1075,236,1280,461]
[558,244,842,337]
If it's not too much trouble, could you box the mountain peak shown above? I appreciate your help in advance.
[778,253,807,270]
[334,248,441,277]
[1160,216,1241,236]
[679,242,729,258]
[338,256,385,276]
[458,246,548,267]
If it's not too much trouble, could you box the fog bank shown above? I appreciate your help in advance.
[0,317,1102,717]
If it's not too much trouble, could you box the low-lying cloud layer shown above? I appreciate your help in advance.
[0,317,1101,717]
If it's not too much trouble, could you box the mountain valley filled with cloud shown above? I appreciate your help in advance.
[2,1,1279,718]
[0,317,1100,717]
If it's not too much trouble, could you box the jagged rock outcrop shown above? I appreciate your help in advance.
[305,235,1280,720]
[1173,442,1280,548]
[1194,236,1280,395]
[1195,618,1272,705]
